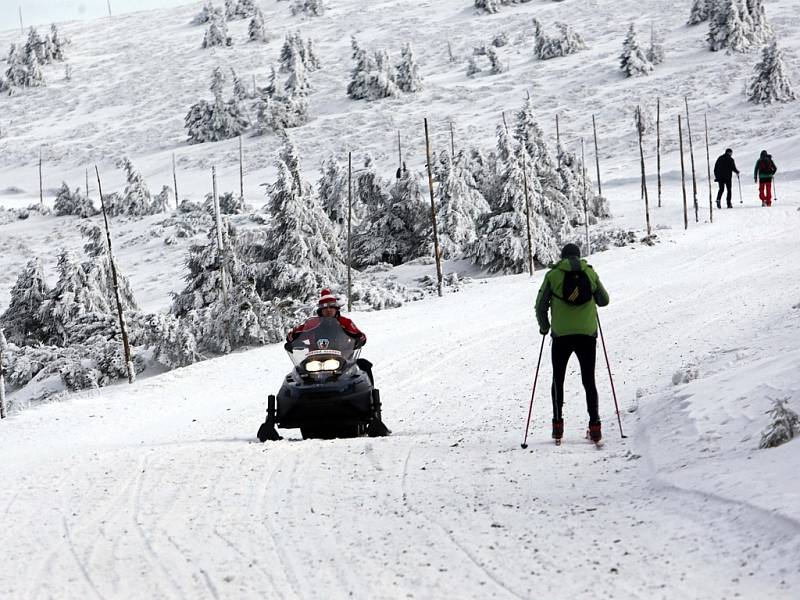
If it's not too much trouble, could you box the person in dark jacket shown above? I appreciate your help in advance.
[535,243,610,443]
[753,150,777,207]
[713,148,740,209]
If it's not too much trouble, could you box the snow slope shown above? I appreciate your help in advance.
[1,198,799,599]
[1,1,799,597]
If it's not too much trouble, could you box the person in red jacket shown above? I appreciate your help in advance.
[285,289,373,383]
[286,289,366,346]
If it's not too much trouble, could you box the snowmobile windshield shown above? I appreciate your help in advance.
[288,317,358,374]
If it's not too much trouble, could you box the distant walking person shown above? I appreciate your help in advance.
[713,148,740,209]
[535,243,610,444]
[754,150,777,207]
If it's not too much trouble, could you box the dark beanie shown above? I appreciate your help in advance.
[561,243,581,258]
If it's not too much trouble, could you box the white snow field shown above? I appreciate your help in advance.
[1,0,800,598]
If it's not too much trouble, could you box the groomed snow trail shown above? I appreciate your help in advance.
[2,204,799,599]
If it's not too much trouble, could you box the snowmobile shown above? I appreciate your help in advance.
[256,317,390,441]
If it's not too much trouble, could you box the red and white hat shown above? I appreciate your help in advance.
[317,288,340,310]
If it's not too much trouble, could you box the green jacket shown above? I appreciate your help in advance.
[535,257,609,337]
[754,157,777,181]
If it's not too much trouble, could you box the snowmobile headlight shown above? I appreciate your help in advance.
[305,358,342,372]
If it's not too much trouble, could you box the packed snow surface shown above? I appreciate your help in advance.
[1,0,799,598]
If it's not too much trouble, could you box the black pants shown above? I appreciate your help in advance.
[716,180,732,207]
[357,358,374,386]
[551,335,599,424]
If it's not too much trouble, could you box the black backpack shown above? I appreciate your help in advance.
[555,270,593,305]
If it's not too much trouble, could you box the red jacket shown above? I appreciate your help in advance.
[287,316,367,346]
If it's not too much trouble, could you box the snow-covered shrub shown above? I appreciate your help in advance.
[348,38,399,100]
[234,0,257,18]
[318,156,348,227]
[185,67,249,143]
[486,46,504,74]
[646,26,665,65]
[747,41,796,104]
[105,158,163,217]
[435,152,490,258]
[53,182,96,217]
[466,55,481,77]
[292,0,325,16]
[203,191,247,215]
[193,0,223,25]
[759,398,799,449]
[533,19,586,60]
[620,23,653,77]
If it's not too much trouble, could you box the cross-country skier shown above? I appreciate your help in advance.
[713,148,740,209]
[535,243,610,444]
[285,289,374,384]
[754,150,777,207]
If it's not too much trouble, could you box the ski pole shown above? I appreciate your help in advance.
[520,334,546,449]
[597,316,626,438]
[772,177,778,203]
[737,173,743,205]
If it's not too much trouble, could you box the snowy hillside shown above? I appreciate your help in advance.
[1,0,799,598]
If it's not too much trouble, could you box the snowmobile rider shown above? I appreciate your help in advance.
[535,243,610,444]
[713,148,740,209]
[285,289,374,384]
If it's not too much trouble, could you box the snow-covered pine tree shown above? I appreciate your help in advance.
[172,218,287,354]
[248,7,268,42]
[759,398,799,448]
[242,142,345,301]
[688,0,712,25]
[292,0,325,16]
[468,142,559,273]
[347,37,374,100]
[435,152,490,259]
[486,46,504,74]
[106,158,154,217]
[24,27,45,65]
[395,43,422,93]
[318,155,348,227]
[352,166,427,266]
[49,24,66,62]
[3,44,27,89]
[53,182,96,217]
[369,48,399,99]
[203,12,232,48]
[284,52,311,96]
[708,0,769,52]
[0,259,49,345]
[234,0,257,18]
[185,67,249,143]
[193,0,223,24]
[21,45,45,87]
[224,0,236,20]
[466,55,481,77]
[514,97,560,193]
[475,0,500,13]
[534,20,586,60]
[646,25,665,65]
[747,40,796,104]
[620,23,654,77]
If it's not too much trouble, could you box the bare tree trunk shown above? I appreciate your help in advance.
[685,96,698,222]
[0,328,7,419]
[211,166,229,309]
[705,114,713,223]
[637,108,651,237]
[18,7,23,34]
[656,97,662,208]
[582,137,590,253]
[424,118,443,297]
[449,121,455,157]
[95,166,134,384]
[678,116,689,230]
[107,0,112,16]
[502,111,509,133]
[172,153,179,210]
[592,114,602,199]
[397,131,402,175]
[85,168,90,204]
[522,152,533,276]
[238,135,244,203]
[555,113,560,168]
[38,148,43,206]
[347,151,352,311]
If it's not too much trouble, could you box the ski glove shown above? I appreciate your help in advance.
[539,327,549,336]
